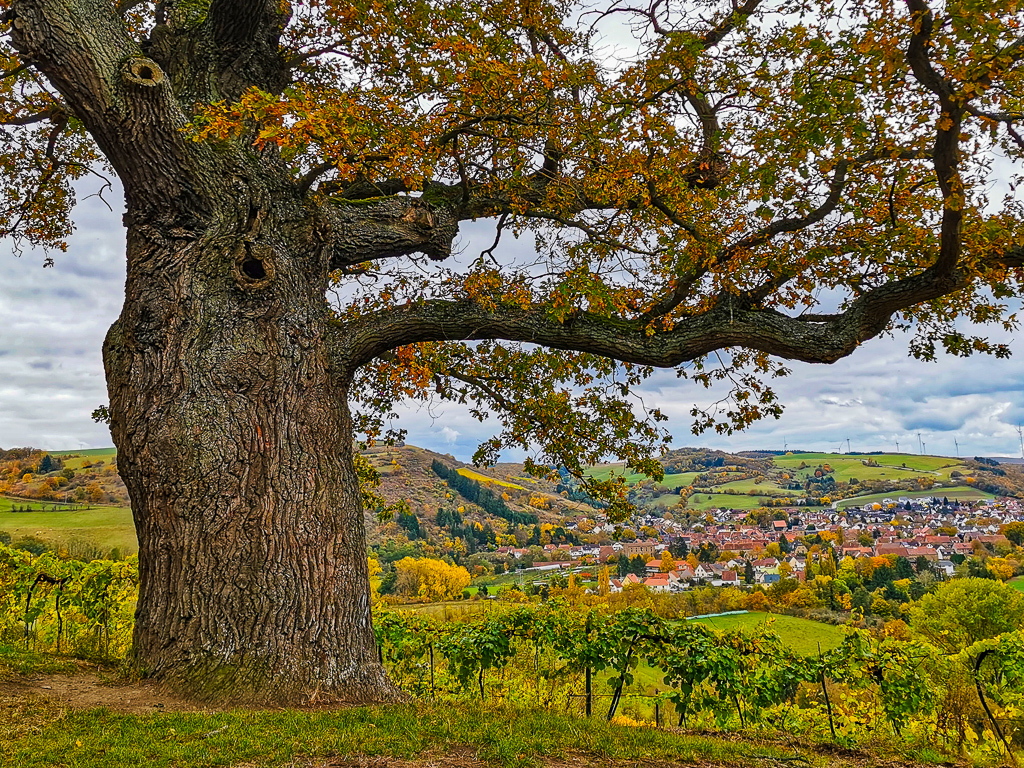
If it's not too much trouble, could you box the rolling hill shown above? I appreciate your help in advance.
[0,443,1017,557]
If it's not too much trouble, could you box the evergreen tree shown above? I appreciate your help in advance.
[894,556,915,580]
[669,539,689,559]
[852,587,873,615]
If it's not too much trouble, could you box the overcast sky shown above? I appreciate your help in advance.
[3,186,1024,463]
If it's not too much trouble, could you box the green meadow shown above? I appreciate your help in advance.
[0,502,136,554]
[50,447,118,470]
[688,611,846,656]
[835,485,993,509]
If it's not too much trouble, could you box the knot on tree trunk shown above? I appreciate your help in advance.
[403,199,457,261]
[124,57,165,87]
[233,241,276,289]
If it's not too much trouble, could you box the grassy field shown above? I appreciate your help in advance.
[773,452,959,471]
[0,503,136,554]
[50,448,118,470]
[584,463,656,484]
[0,496,78,513]
[772,454,965,484]
[654,472,700,489]
[588,452,982,514]
[1010,576,1024,594]
[649,494,683,509]
[0,640,1007,768]
[684,493,769,511]
[835,485,993,509]
[714,478,790,496]
[0,696,850,768]
[689,612,846,655]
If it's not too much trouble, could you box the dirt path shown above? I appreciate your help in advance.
[0,670,207,714]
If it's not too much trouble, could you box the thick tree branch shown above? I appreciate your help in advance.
[338,248,1001,377]
[205,0,290,98]
[905,0,965,275]
[318,196,459,268]
[7,0,214,224]
[905,0,956,100]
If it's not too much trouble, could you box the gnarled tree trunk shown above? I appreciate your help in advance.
[5,0,464,703]
[8,0,1005,708]
[103,207,400,704]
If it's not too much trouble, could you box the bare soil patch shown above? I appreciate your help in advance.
[0,670,203,714]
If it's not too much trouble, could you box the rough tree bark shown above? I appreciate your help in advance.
[104,215,402,703]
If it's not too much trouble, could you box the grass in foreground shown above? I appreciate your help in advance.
[0,644,84,678]
[0,696,927,768]
[0,645,991,768]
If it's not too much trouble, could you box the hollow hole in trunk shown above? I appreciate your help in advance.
[138,66,155,80]
[241,258,267,280]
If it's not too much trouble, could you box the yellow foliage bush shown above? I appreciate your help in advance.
[394,556,471,601]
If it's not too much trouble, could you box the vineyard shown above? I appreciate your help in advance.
[3,543,1023,765]
[373,603,1024,761]
[0,545,137,662]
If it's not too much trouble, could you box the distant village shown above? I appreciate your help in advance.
[491,496,1023,593]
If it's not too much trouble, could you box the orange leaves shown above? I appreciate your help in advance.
[189,85,436,188]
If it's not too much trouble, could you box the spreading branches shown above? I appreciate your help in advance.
[1,0,1022,456]
[352,341,667,518]
[339,242,993,378]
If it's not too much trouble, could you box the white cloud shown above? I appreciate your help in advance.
[441,426,460,444]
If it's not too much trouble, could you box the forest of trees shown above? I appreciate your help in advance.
[431,460,539,527]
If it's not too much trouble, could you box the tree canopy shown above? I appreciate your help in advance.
[2,0,1023,508]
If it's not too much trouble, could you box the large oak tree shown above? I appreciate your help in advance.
[1,0,1022,703]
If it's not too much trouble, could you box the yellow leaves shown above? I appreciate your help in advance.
[394,556,470,601]
[528,494,550,509]
[368,556,382,579]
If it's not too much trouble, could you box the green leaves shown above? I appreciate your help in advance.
[0,544,137,659]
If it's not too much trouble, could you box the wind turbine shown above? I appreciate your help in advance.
[918,433,924,454]
[1017,424,1024,460]
[954,437,959,458]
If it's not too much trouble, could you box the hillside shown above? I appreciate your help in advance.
[2,443,1019,559]
[0,447,127,507]
[586,448,1013,514]
[360,444,590,550]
